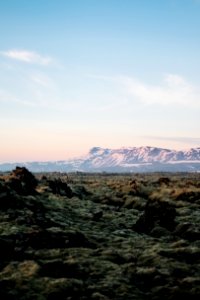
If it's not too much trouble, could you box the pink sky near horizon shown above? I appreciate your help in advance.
[0,131,199,163]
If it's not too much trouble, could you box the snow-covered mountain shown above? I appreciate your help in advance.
[0,146,200,173]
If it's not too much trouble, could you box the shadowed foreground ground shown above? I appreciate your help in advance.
[0,167,200,299]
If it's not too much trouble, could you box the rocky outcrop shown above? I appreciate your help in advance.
[134,199,177,234]
[6,166,38,195]
[47,178,73,197]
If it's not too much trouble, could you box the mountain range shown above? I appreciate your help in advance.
[0,146,200,173]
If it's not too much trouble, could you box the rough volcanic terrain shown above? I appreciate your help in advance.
[0,167,200,299]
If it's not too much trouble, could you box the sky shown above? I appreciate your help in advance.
[0,0,200,162]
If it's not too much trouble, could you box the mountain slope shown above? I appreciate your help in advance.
[0,146,200,172]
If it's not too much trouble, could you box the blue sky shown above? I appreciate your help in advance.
[0,0,200,162]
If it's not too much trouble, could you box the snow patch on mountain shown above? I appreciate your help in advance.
[0,146,200,172]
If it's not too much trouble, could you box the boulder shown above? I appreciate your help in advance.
[134,199,177,234]
[47,179,73,197]
[6,167,38,195]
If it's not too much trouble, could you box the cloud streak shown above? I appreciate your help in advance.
[142,135,200,144]
[120,74,200,107]
[31,73,53,87]
[0,50,52,65]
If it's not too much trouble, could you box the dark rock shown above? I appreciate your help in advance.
[0,279,17,300]
[47,179,73,197]
[156,177,171,186]
[176,191,200,203]
[129,179,140,195]
[150,226,171,238]
[73,185,91,199]
[39,259,86,279]
[0,191,23,211]
[0,180,8,193]
[6,167,38,195]
[0,237,15,264]
[174,222,200,241]
[159,246,200,263]
[22,229,96,250]
[134,199,177,234]
[92,210,103,221]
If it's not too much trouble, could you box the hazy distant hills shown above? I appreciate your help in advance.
[1,146,200,173]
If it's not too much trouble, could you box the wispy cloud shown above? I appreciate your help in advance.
[120,74,200,107]
[87,72,200,110]
[143,135,200,144]
[0,49,52,65]
[0,88,40,107]
[138,135,200,150]
[30,73,53,87]
[87,73,200,108]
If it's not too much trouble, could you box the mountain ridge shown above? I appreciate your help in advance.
[1,146,200,172]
